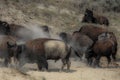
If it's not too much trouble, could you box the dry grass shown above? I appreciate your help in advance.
[0,0,119,57]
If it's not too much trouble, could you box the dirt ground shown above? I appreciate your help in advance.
[0,58,120,80]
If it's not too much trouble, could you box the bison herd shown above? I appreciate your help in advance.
[0,9,118,71]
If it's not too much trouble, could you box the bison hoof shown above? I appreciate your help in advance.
[95,65,102,68]
[40,68,48,72]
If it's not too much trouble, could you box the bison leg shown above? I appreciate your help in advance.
[19,58,27,68]
[66,59,71,70]
[4,55,11,67]
[112,54,116,61]
[61,59,66,71]
[107,56,111,67]
[95,56,101,68]
[74,51,82,60]
[4,58,10,67]
[18,53,28,68]
[37,62,42,70]
[87,57,93,66]
[37,57,48,71]
[85,52,93,66]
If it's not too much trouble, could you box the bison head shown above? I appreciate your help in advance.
[82,9,95,23]
[59,32,72,44]
[0,21,10,35]
[7,41,25,61]
[85,9,93,17]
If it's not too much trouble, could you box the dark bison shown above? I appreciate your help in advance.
[79,24,108,42]
[86,32,117,67]
[82,9,109,26]
[0,35,17,66]
[7,38,71,71]
[0,20,10,35]
[59,31,93,60]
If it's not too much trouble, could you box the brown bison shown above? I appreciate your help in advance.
[59,31,93,60]
[71,31,93,59]
[79,25,117,56]
[82,9,109,26]
[86,32,117,67]
[7,38,71,71]
[79,24,108,42]
[105,32,118,61]
[0,35,17,66]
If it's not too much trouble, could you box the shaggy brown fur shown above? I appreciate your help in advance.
[8,38,71,71]
[79,24,108,42]
[93,39,115,67]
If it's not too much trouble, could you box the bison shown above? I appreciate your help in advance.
[0,35,17,66]
[7,38,71,71]
[82,9,109,26]
[79,24,108,42]
[105,32,118,61]
[82,9,95,23]
[86,32,117,67]
[79,25,117,56]
[59,31,93,60]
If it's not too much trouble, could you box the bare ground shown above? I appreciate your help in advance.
[0,58,120,80]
